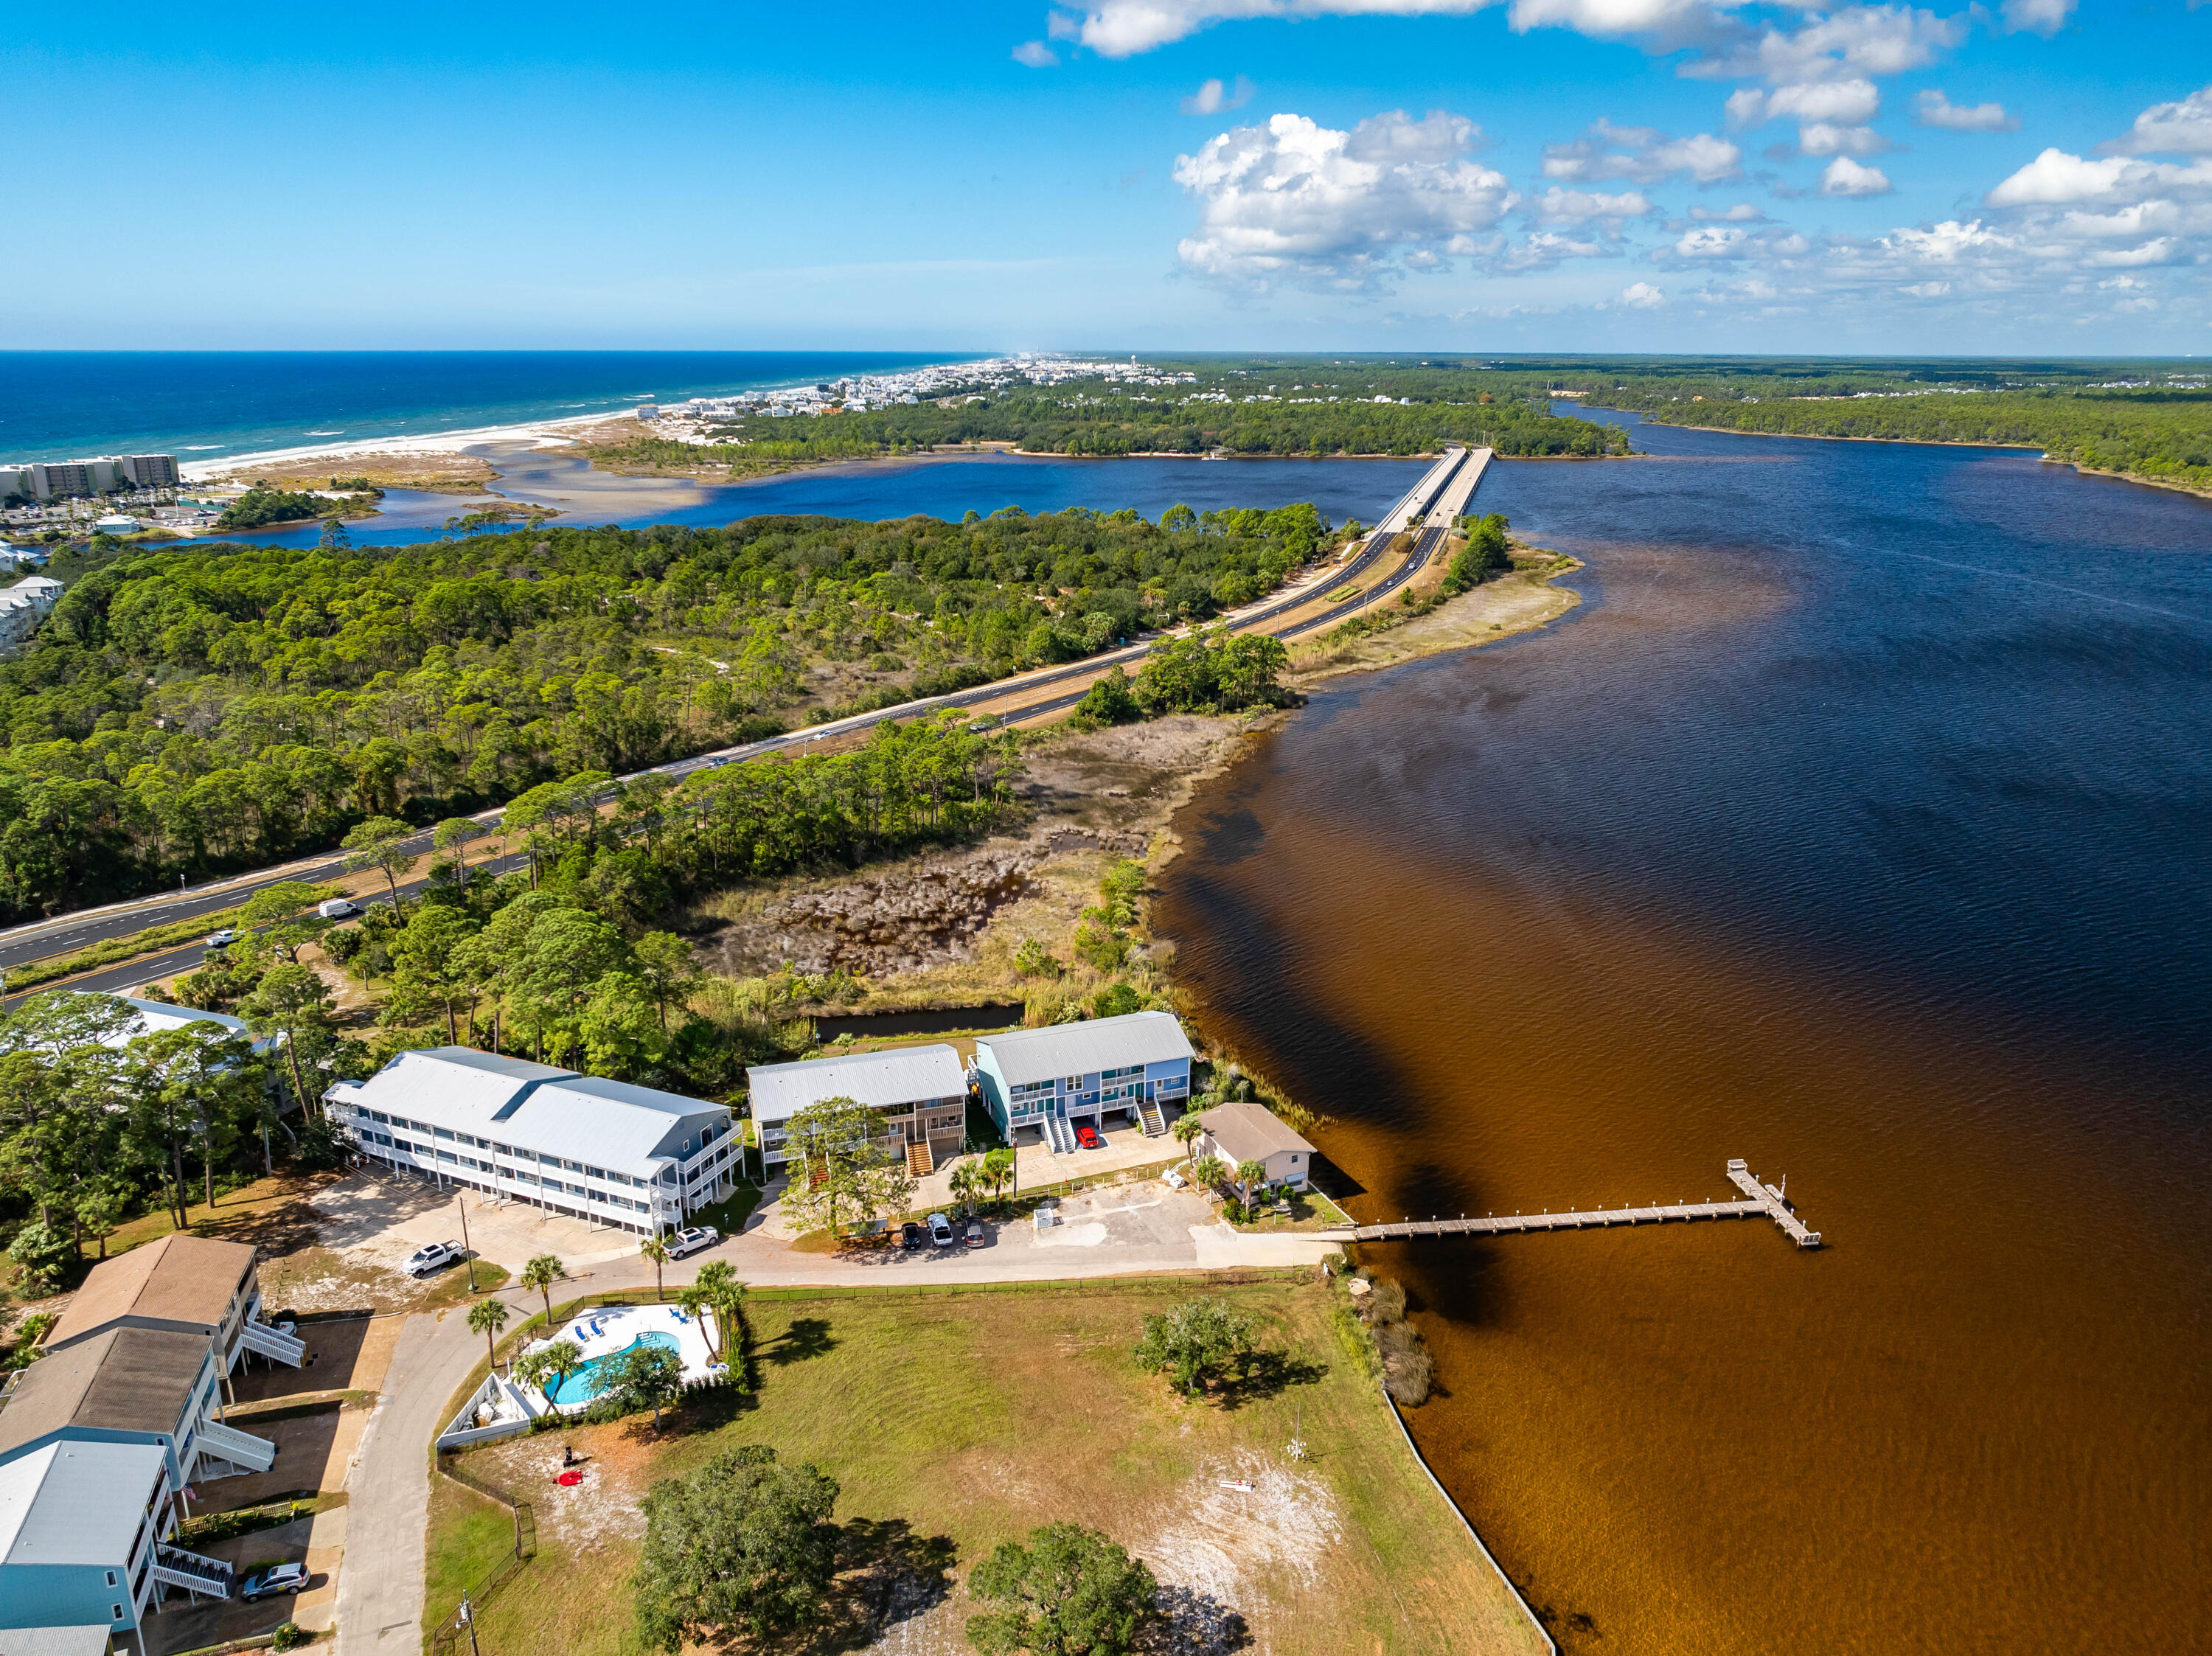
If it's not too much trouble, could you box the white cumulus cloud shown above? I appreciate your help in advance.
[1765,78,1882,125]
[1528,184,1653,223]
[1821,155,1893,195]
[1012,39,1060,66]
[1689,201,1765,220]
[1986,149,2136,206]
[1173,108,1519,288]
[2000,0,2073,35]
[1542,117,1743,183]
[1674,224,1750,257]
[1687,5,1966,84]
[1619,280,1669,307]
[1915,89,2016,131]
[2099,84,2212,156]
[1183,74,1256,114]
[1062,0,1494,58]
[1798,122,1887,156]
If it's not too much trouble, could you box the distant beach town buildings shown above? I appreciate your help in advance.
[633,353,1196,444]
[0,453,178,504]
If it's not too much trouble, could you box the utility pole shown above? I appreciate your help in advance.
[457,1192,476,1293]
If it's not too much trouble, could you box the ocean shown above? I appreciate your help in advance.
[0,350,975,465]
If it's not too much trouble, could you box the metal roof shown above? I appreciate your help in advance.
[330,1048,575,1124]
[0,1626,117,1656]
[544,1076,718,1118]
[746,1045,967,1124]
[974,1012,1194,1088]
[0,1440,168,1567]
[332,1048,724,1178]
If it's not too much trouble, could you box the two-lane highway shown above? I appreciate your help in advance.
[0,448,1490,999]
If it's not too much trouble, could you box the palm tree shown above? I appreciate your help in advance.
[947,1157,982,1217]
[1235,1159,1268,1206]
[1171,1110,1206,1163]
[695,1261,743,1360]
[520,1253,565,1333]
[677,1284,712,1346]
[515,1338,584,1408]
[639,1233,669,1302]
[541,1338,582,1405]
[467,1296,509,1370]
[981,1147,1015,1210]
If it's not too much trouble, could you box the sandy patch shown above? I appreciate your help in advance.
[467,1425,656,1554]
[1030,1220,1110,1248]
[1140,1450,1344,1620]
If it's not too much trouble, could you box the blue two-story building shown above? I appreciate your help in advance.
[971,1010,1195,1152]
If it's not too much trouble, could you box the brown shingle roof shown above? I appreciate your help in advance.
[0,1326,210,1458]
[1195,1098,1315,1164]
[43,1234,256,1352]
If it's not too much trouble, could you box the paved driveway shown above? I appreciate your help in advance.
[310,1175,642,1280]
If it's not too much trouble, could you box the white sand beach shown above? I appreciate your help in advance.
[176,411,622,483]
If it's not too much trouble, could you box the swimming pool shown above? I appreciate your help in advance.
[548,1330,680,1405]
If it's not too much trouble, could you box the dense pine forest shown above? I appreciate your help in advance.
[0,503,1327,919]
[1538,357,2212,493]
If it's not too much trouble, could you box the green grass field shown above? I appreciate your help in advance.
[425,1279,1547,1656]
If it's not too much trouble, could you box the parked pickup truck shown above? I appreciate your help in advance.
[402,1241,463,1278]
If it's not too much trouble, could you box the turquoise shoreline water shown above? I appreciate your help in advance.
[0,349,972,465]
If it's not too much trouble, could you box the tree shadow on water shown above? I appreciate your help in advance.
[762,1318,838,1366]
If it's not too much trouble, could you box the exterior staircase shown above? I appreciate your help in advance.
[240,1319,306,1367]
[1043,1115,1077,1156]
[1137,1099,1166,1137]
[905,1141,933,1178]
[153,1544,234,1600]
[192,1418,277,1478]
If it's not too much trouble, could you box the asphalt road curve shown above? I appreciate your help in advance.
[0,520,1441,998]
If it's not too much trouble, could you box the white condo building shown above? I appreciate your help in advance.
[326,1048,738,1234]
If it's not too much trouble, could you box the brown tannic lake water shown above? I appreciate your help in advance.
[1154,414,2212,1655]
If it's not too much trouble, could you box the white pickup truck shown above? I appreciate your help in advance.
[403,1240,463,1278]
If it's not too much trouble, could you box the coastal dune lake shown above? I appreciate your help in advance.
[1155,414,2212,1655]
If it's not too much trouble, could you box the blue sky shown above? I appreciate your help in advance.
[4,1,2207,353]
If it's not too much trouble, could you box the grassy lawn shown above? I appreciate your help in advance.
[430,1281,1548,1656]
[686,1183,764,1239]
[1233,1187,1356,1234]
[422,1477,524,1643]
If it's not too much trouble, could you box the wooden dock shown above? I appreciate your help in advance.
[1333,1158,1822,1249]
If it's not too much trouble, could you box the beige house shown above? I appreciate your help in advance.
[43,1233,302,1373]
[1194,1099,1316,1195]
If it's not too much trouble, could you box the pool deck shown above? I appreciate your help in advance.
[525,1302,726,1408]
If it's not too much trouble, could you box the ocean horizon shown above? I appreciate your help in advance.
[0,349,985,466]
